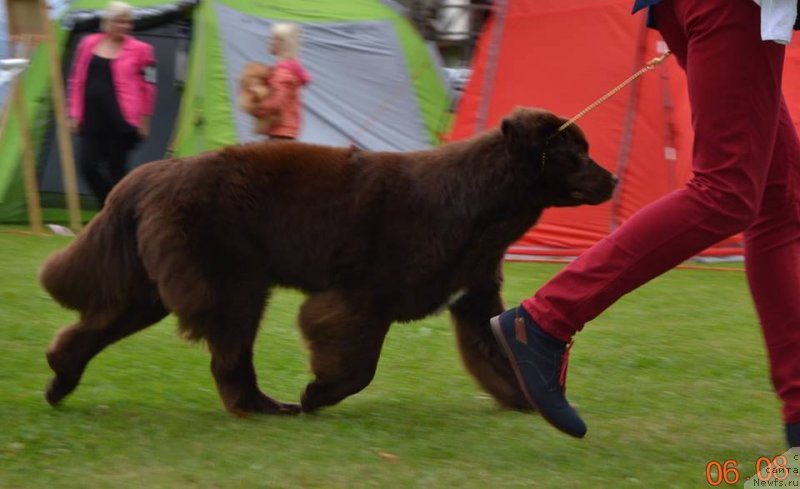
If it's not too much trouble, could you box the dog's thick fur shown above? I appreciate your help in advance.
[40,108,616,416]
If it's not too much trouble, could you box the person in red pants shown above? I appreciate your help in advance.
[491,0,800,445]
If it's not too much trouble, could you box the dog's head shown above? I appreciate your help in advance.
[501,107,617,207]
[242,62,272,79]
[240,62,272,91]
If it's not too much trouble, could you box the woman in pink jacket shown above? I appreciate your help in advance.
[68,1,156,207]
[254,23,311,140]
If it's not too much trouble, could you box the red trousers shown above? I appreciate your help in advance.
[523,0,800,422]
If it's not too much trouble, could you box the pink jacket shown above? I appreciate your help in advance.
[68,33,156,128]
[255,59,311,139]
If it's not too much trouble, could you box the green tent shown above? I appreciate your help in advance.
[0,0,451,223]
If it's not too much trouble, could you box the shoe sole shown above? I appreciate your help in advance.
[490,315,585,439]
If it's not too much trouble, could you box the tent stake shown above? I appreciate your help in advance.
[40,0,82,232]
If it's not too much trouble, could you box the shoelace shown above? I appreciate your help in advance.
[559,340,575,393]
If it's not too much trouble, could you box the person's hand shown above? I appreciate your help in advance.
[138,118,150,138]
[68,118,79,134]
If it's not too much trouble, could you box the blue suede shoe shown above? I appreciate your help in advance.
[787,422,800,447]
[490,306,587,438]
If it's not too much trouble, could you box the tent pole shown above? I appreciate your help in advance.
[0,78,13,156]
[13,37,44,234]
[608,16,650,233]
[474,0,507,135]
[40,0,82,232]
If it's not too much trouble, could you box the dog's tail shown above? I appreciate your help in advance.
[39,200,144,313]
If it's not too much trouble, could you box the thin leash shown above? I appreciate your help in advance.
[541,51,672,169]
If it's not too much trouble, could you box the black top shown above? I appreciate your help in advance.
[81,54,136,136]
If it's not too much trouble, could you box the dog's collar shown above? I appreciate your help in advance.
[540,130,562,171]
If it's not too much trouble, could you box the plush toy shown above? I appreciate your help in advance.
[238,62,279,134]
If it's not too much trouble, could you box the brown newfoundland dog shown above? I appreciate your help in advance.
[40,107,616,416]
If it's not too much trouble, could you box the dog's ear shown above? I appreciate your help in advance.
[501,116,526,153]
[502,107,563,154]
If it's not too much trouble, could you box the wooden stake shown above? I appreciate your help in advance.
[40,0,82,231]
[13,38,43,234]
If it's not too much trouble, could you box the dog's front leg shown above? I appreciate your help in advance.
[297,290,391,412]
[449,278,532,411]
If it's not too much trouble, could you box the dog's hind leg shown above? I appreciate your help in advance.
[297,290,391,412]
[178,283,300,416]
[449,279,531,411]
[45,295,168,406]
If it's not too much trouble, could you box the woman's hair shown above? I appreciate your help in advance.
[271,23,301,59]
[101,1,134,32]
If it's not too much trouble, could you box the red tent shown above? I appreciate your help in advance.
[449,0,800,258]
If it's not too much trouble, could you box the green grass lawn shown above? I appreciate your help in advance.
[0,226,784,488]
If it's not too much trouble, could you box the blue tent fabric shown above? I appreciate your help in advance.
[0,2,9,111]
[215,2,434,151]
